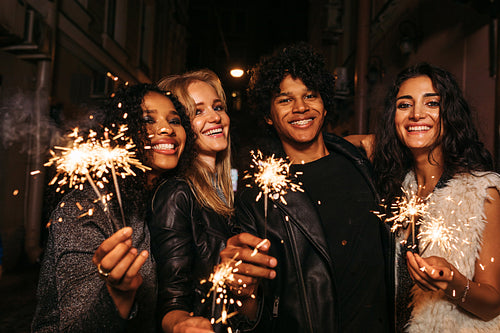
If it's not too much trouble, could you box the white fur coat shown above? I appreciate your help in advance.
[400,171,500,332]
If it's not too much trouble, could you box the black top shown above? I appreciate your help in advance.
[291,153,389,332]
[148,177,233,332]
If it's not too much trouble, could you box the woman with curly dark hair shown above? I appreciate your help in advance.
[372,63,500,332]
[32,84,195,332]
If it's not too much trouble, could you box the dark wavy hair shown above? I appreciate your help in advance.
[99,83,196,218]
[372,63,493,204]
[247,42,336,123]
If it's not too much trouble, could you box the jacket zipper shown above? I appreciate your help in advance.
[272,296,280,317]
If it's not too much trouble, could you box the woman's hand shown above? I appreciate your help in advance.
[406,252,457,292]
[92,227,149,318]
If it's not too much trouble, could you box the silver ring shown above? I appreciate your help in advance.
[97,263,110,278]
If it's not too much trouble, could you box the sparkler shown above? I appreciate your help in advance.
[378,189,468,256]
[418,215,457,256]
[200,254,246,332]
[244,150,303,238]
[382,188,430,249]
[44,125,150,229]
[418,197,465,256]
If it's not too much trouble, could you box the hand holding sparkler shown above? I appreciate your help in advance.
[218,233,277,320]
[92,226,149,319]
[406,252,463,296]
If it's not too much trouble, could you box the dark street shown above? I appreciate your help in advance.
[0,265,39,332]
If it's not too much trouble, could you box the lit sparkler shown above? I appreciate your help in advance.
[44,126,150,228]
[382,188,430,249]
[200,254,245,332]
[417,196,465,256]
[244,150,303,238]
[418,215,458,256]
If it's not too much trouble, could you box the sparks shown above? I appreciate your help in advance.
[201,254,250,332]
[44,126,151,228]
[418,215,459,255]
[244,150,303,205]
[378,188,429,248]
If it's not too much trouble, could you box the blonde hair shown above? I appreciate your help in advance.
[158,69,234,217]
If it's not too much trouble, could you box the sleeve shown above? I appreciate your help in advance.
[233,188,261,236]
[148,179,198,320]
[32,193,127,333]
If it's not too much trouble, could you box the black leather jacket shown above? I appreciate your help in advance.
[148,177,233,325]
[235,133,394,332]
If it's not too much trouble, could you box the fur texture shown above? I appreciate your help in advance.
[400,171,500,332]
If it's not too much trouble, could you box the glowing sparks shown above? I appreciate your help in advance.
[45,127,149,191]
[44,126,150,227]
[379,188,474,256]
[384,189,429,232]
[12,189,19,196]
[418,215,459,255]
[200,254,247,331]
[379,188,429,248]
[244,150,303,205]
[251,239,268,257]
[244,150,304,238]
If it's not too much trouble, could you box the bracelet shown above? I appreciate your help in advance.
[461,279,470,303]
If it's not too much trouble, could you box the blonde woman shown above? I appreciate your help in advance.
[149,69,236,333]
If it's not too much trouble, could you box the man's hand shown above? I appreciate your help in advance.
[220,233,277,298]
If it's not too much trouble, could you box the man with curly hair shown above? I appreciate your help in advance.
[222,43,392,332]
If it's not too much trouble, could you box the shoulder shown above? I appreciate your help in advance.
[151,177,193,207]
[323,132,371,166]
[446,172,500,193]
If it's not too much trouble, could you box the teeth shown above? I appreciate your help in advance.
[291,119,313,126]
[153,143,175,150]
[204,128,223,135]
[408,125,430,132]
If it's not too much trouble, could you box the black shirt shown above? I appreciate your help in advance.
[291,153,389,332]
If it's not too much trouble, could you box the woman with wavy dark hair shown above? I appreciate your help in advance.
[372,63,500,332]
[32,84,194,332]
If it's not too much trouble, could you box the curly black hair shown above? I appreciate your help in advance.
[98,83,196,218]
[247,42,336,123]
[372,63,493,204]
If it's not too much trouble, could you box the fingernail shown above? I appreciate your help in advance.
[141,250,149,257]
[269,258,277,267]
[129,248,137,255]
[255,239,269,251]
[122,227,132,236]
[269,270,276,279]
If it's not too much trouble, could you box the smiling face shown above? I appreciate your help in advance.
[187,80,230,168]
[142,92,186,178]
[394,76,443,155]
[267,75,326,153]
